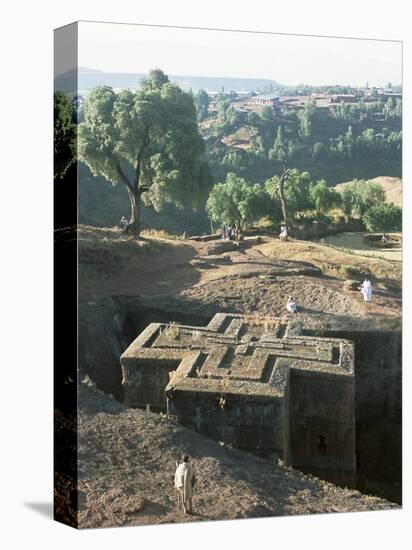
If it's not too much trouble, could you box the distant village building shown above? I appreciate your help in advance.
[378,92,402,101]
[310,93,328,100]
[249,94,280,108]
[278,96,311,111]
[329,94,359,104]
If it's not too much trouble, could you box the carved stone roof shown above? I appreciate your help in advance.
[121,313,354,401]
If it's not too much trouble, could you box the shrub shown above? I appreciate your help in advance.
[340,264,372,280]
[363,202,402,233]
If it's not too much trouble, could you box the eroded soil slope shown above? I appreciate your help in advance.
[77,385,397,529]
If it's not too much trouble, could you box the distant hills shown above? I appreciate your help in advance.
[55,67,281,95]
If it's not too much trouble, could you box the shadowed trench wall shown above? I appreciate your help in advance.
[303,327,402,503]
[78,297,210,401]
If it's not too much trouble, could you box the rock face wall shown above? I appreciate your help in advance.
[120,313,356,487]
[289,371,356,487]
[318,328,402,499]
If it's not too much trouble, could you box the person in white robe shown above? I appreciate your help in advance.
[279,226,288,241]
[360,278,373,302]
[286,295,298,313]
[174,455,194,514]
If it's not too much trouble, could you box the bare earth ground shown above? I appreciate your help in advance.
[181,237,401,324]
[75,225,402,527]
[77,384,397,529]
[78,226,401,324]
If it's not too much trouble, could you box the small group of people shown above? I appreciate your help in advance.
[174,454,195,515]
[221,225,243,242]
[279,225,288,241]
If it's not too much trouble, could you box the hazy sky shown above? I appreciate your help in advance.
[77,21,402,87]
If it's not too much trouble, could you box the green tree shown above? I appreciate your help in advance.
[265,169,314,229]
[269,126,286,161]
[141,68,169,91]
[225,105,239,127]
[363,202,402,232]
[222,149,247,173]
[341,180,385,218]
[260,105,274,122]
[312,142,325,160]
[216,96,231,125]
[341,187,354,217]
[384,97,395,120]
[298,100,315,139]
[247,111,260,128]
[343,125,354,157]
[395,99,402,118]
[254,135,266,156]
[54,91,76,179]
[266,169,313,220]
[287,140,298,162]
[194,89,210,121]
[309,179,341,217]
[206,172,270,230]
[78,70,211,236]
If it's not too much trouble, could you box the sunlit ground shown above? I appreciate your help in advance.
[323,232,402,262]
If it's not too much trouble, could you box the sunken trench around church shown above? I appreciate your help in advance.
[78,297,402,504]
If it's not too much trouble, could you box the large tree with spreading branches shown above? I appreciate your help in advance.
[78,69,211,236]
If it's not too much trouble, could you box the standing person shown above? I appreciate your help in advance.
[280,225,288,241]
[360,277,373,303]
[119,216,128,229]
[174,455,195,515]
